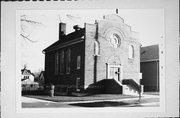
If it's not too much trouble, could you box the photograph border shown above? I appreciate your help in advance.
[16,9,165,113]
[1,0,179,117]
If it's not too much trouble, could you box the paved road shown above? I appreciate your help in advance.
[22,94,159,108]
[22,96,77,108]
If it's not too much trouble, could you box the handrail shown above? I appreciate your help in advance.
[122,79,141,93]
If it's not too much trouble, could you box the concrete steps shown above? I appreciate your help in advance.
[122,79,143,96]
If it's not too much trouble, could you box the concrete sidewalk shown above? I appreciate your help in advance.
[22,93,159,104]
[23,94,138,103]
[63,94,159,104]
[22,96,54,103]
[22,94,159,108]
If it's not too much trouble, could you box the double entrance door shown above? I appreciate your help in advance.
[106,64,122,82]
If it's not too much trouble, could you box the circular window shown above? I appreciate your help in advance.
[109,33,121,48]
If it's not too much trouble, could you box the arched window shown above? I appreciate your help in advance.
[60,50,64,74]
[66,49,71,74]
[55,52,59,75]
[94,41,100,56]
[77,55,81,69]
[129,45,134,59]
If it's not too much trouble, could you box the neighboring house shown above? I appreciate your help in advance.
[21,68,35,81]
[140,44,159,92]
[43,14,142,95]
[21,68,39,91]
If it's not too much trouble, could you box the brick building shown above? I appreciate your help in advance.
[140,45,159,92]
[43,14,142,95]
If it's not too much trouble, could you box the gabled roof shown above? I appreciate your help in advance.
[140,44,159,62]
[21,68,35,76]
[39,71,44,78]
[43,28,85,52]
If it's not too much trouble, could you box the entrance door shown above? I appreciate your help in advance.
[109,67,120,81]
[107,64,121,81]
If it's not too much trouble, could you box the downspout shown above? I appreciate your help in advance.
[93,21,98,83]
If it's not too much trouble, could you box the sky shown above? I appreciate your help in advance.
[19,9,164,72]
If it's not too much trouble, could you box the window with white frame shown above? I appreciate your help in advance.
[77,55,81,69]
[55,52,59,75]
[66,49,71,74]
[60,50,64,74]
[129,45,134,59]
[24,76,29,79]
[76,78,80,92]
[94,41,100,56]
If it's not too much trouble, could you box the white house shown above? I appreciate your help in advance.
[21,68,39,91]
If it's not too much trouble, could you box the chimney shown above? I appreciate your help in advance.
[59,23,66,40]
[73,25,81,31]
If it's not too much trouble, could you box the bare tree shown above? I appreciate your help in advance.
[20,15,43,43]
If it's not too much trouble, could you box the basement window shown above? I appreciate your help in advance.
[76,78,81,92]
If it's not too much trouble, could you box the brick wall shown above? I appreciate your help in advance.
[99,15,140,83]
[84,14,141,90]
[45,14,141,94]
[141,61,159,91]
[84,23,97,88]
[45,41,85,93]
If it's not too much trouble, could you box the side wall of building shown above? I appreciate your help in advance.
[45,41,85,93]
[45,51,56,85]
[140,61,159,92]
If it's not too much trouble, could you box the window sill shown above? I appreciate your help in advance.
[93,54,100,57]
[66,72,70,75]
[60,73,64,75]
[128,58,134,60]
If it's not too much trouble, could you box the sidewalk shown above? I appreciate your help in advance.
[66,94,159,107]
[23,93,159,103]
[22,93,159,108]
[64,94,159,104]
[22,96,54,103]
[23,94,139,103]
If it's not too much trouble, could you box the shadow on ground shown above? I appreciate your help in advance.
[69,101,133,107]
[69,98,160,107]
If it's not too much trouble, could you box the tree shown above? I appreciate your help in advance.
[20,15,43,43]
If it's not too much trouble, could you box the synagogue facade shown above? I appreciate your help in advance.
[43,14,142,95]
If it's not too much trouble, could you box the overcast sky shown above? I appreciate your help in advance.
[19,9,164,72]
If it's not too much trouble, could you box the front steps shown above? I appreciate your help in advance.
[103,79,143,96]
[122,85,139,96]
[52,79,143,96]
[122,79,143,96]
